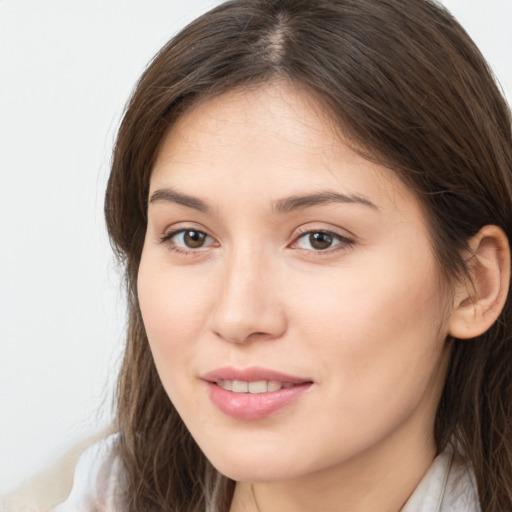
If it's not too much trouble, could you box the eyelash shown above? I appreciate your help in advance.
[159,228,354,256]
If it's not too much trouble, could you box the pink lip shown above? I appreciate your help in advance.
[202,366,310,384]
[202,366,313,421]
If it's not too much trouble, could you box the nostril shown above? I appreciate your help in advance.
[213,328,283,345]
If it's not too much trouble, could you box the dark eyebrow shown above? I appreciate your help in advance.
[273,191,378,213]
[149,187,210,213]
[149,187,377,215]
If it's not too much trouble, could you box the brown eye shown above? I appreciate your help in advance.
[162,229,215,252]
[183,230,207,248]
[308,232,334,250]
[293,230,353,253]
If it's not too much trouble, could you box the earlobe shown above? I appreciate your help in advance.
[448,225,511,340]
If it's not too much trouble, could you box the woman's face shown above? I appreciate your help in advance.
[138,83,453,482]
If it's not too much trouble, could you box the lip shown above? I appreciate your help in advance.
[202,366,313,420]
[202,366,311,384]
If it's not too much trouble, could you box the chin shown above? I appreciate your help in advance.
[214,462,295,483]
[201,444,311,483]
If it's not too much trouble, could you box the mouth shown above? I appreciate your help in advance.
[202,367,313,420]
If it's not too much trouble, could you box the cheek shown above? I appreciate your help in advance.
[293,253,445,342]
[137,250,215,385]
[290,251,450,410]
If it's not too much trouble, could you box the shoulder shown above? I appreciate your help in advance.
[50,434,126,512]
[402,447,481,512]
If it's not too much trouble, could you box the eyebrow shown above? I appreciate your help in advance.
[149,187,378,214]
[149,187,211,213]
[273,191,378,213]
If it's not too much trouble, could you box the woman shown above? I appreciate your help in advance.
[53,0,512,510]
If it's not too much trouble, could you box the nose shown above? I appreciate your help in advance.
[210,247,287,344]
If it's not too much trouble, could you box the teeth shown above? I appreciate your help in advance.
[232,380,249,392]
[221,379,233,391]
[248,381,267,394]
[216,380,294,393]
[267,380,282,392]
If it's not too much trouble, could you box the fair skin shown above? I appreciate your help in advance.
[137,83,507,512]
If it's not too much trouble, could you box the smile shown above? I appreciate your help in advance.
[202,367,313,420]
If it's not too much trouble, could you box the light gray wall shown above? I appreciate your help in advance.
[1,0,510,495]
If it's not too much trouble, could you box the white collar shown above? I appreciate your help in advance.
[401,448,480,512]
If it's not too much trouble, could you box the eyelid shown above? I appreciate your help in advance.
[294,222,356,239]
[158,221,213,241]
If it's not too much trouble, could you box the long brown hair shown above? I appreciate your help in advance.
[105,1,512,510]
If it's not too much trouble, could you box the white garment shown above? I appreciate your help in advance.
[51,436,123,512]
[401,448,480,512]
[51,436,481,511]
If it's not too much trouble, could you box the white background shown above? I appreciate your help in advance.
[1,0,511,497]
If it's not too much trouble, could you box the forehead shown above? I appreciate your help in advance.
[150,82,417,218]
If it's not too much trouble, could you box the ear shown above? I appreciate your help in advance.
[449,225,510,340]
